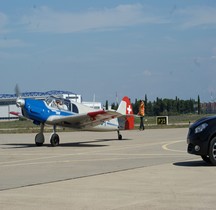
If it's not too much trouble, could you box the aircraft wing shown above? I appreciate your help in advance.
[47,110,122,129]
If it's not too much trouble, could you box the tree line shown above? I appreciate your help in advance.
[109,95,201,116]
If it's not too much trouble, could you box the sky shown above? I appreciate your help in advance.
[0,0,216,103]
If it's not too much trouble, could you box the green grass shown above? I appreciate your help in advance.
[135,114,214,129]
[0,114,214,133]
[0,119,68,133]
[0,120,33,129]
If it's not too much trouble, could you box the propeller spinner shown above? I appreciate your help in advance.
[16,98,25,107]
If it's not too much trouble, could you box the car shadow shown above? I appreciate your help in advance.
[173,160,212,167]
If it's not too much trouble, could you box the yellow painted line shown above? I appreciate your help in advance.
[162,140,185,153]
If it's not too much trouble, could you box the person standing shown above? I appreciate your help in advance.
[138,100,145,130]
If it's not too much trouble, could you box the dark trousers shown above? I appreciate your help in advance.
[139,116,145,130]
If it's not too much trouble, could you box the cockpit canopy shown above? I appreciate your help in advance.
[45,96,79,113]
[45,96,71,111]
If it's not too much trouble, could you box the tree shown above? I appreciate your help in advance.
[144,94,148,113]
[110,96,197,116]
[133,97,197,116]
[111,102,118,110]
[105,100,108,110]
[133,98,139,114]
[198,95,201,114]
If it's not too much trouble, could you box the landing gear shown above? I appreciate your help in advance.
[35,124,45,146]
[35,124,60,147]
[35,133,45,146]
[50,133,60,147]
[50,125,60,147]
[117,130,122,140]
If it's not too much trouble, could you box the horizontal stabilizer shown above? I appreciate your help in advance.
[9,111,22,117]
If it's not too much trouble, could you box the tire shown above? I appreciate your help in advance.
[50,133,60,147]
[209,137,216,166]
[35,133,45,146]
[201,155,211,164]
[118,134,122,140]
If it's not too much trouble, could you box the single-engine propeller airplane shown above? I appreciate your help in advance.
[10,95,134,146]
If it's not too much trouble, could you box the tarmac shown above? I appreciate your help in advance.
[0,128,215,210]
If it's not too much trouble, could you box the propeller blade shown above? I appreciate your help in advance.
[14,84,24,107]
[15,84,20,97]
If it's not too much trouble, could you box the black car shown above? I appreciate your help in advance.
[187,115,216,165]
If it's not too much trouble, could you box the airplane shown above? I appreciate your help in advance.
[10,95,134,146]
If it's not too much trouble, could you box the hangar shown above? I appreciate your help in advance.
[0,90,83,120]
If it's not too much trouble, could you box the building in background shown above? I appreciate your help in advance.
[201,102,216,114]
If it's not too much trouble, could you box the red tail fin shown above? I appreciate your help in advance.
[122,96,134,130]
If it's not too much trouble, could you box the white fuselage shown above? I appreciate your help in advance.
[84,118,119,131]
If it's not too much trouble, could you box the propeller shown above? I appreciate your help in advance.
[15,84,20,98]
[14,84,25,107]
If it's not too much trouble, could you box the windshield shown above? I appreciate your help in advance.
[45,96,70,111]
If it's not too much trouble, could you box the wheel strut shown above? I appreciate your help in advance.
[35,123,45,146]
[117,130,122,140]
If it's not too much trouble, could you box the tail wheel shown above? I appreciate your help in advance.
[50,133,60,147]
[117,130,122,140]
[209,137,216,166]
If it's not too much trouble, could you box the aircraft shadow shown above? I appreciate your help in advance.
[1,138,132,149]
[58,138,129,147]
[1,139,119,149]
[95,138,131,142]
[173,160,212,167]
[58,142,107,147]
[1,143,37,149]
[1,142,107,149]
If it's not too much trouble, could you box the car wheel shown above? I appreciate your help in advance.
[201,155,211,164]
[209,137,216,166]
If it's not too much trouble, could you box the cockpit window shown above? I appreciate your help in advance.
[45,97,53,106]
[72,103,79,113]
[45,96,70,111]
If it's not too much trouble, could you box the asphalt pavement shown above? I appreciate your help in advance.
[0,128,215,210]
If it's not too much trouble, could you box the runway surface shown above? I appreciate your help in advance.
[0,128,216,209]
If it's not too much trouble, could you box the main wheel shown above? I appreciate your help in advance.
[118,134,122,140]
[50,133,60,147]
[209,137,216,166]
[35,133,45,146]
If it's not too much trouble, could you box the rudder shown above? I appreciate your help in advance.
[117,96,134,130]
